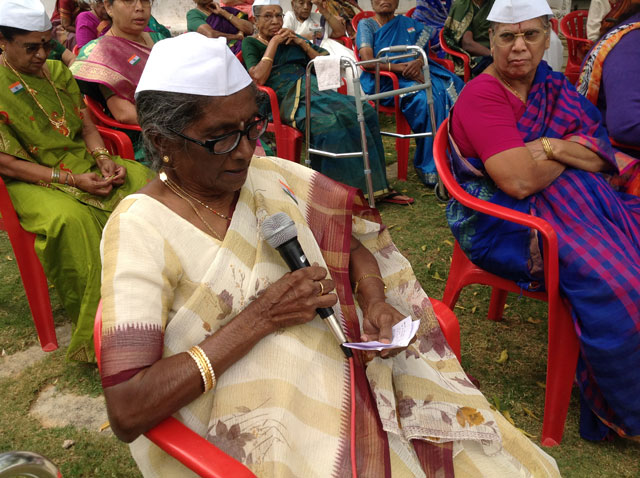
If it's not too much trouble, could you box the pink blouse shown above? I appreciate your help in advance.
[451,74,527,163]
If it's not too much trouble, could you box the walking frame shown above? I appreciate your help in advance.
[304,45,438,208]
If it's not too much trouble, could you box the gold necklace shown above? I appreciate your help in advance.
[495,71,526,103]
[2,56,70,136]
[257,34,269,45]
[160,172,224,240]
[160,173,232,221]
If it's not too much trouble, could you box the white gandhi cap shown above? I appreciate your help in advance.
[487,0,553,24]
[135,33,253,98]
[0,0,52,32]
[252,0,281,17]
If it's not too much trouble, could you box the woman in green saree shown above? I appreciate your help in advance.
[242,0,413,204]
[442,0,494,78]
[0,0,153,362]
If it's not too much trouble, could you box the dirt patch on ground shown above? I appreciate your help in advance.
[0,325,71,379]
[29,384,110,434]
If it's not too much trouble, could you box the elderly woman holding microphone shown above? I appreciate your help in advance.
[447,0,640,442]
[99,32,561,478]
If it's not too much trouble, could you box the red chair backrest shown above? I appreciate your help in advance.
[405,7,415,17]
[351,10,375,32]
[560,10,593,65]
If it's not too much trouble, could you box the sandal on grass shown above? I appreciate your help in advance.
[380,191,415,206]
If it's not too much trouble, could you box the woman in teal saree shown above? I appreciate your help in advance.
[242,1,412,204]
[0,12,153,361]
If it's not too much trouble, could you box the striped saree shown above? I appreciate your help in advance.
[101,156,559,477]
[447,62,640,441]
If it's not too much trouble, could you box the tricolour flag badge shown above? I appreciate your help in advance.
[9,81,23,94]
[128,55,141,65]
[407,27,415,33]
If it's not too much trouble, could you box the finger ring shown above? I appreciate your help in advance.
[317,281,325,297]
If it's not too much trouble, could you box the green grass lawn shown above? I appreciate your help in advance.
[1,127,639,476]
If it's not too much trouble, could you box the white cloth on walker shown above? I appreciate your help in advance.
[313,55,342,90]
[283,10,362,95]
[542,29,563,72]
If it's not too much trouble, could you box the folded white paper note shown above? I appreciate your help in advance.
[343,316,419,351]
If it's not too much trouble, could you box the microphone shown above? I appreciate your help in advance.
[261,212,352,358]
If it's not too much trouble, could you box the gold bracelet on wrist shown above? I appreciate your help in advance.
[50,167,61,184]
[91,147,110,158]
[261,56,273,63]
[353,273,386,296]
[541,136,555,160]
[94,153,111,163]
[187,345,216,393]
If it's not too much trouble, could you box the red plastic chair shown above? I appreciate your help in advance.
[430,297,461,361]
[351,10,375,33]
[404,7,415,18]
[560,10,593,84]
[84,95,142,133]
[550,17,559,35]
[0,126,135,353]
[93,302,256,478]
[235,51,303,163]
[433,118,580,447]
[439,29,471,82]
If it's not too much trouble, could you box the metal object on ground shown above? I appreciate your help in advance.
[0,451,61,478]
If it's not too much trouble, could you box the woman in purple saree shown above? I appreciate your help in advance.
[446,0,640,442]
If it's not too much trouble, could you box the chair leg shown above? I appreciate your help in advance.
[442,242,469,309]
[541,300,579,446]
[14,233,57,352]
[487,288,508,321]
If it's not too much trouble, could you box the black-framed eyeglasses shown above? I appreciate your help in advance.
[169,115,268,155]
[19,39,56,55]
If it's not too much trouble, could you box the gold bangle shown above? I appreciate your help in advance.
[94,153,111,163]
[388,62,391,72]
[91,147,110,159]
[261,56,273,63]
[188,345,215,392]
[541,136,554,160]
[68,173,76,188]
[353,273,386,296]
[50,167,60,184]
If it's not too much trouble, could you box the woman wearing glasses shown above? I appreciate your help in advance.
[70,0,165,161]
[100,33,560,478]
[0,0,152,362]
[242,0,414,205]
[447,0,640,443]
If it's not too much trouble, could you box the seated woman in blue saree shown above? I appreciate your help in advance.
[242,0,413,204]
[447,0,640,442]
[356,0,463,188]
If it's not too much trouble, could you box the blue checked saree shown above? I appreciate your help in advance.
[446,62,640,441]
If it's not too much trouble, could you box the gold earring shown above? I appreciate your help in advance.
[162,155,170,164]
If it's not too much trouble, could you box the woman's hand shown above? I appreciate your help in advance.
[209,2,224,15]
[361,299,407,358]
[74,172,114,196]
[96,157,127,186]
[250,265,337,334]
[402,59,424,83]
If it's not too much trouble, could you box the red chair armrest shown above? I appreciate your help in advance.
[96,125,136,160]
[84,95,142,132]
[336,35,353,49]
[439,29,470,81]
[145,417,256,478]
